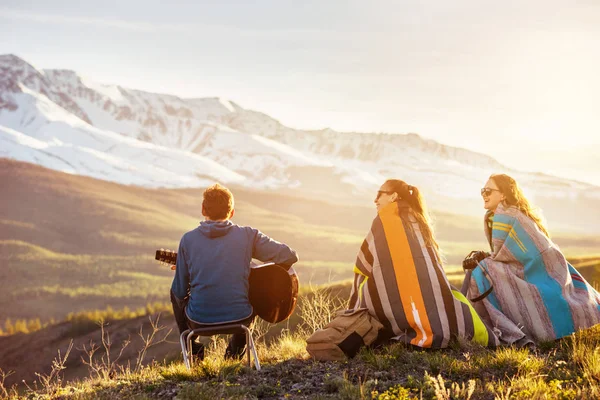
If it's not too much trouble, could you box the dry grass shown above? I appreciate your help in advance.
[3,160,600,399]
[3,287,600,400]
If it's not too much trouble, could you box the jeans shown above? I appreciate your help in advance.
[170,290,255,360]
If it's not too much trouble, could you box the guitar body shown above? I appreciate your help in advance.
[249,264,299,323]
[155,249,298,324]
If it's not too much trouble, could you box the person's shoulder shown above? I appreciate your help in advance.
[180,226,201,241]
[502,206,538,229]
[237,224,259,234]
[492,204,519,226]
[495,203,519,216]
[237,224,268,241]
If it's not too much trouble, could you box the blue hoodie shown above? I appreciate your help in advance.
[171,220,299,324]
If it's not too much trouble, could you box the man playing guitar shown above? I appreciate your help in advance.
[170,183,299,360]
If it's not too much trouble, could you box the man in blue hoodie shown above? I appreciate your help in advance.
[170,183,299,359]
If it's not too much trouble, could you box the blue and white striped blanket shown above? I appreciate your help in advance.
[468,204,600,343]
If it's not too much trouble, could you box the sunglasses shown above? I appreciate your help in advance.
[480,188,501,197]
[376,190,395,200]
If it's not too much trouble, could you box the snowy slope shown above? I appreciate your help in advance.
[1,54,599,232]
[0,58,246,187]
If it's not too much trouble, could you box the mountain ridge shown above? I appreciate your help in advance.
[0,53,509,170]
[1,53,599,233]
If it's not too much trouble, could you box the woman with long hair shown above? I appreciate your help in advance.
[349,179,498,348]
[465,173,600,344]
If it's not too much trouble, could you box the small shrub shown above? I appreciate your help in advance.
[494,377,580,400]
[359,348,395,370]
[335,375,377,400]
[260,331,307,362]
[0,368,18,399]
[297,284,346,335]
[570,331,600,381]
[159,363,193,382]
[428,374,476,400]
[372,384,416,400]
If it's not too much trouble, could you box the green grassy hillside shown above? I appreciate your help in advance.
[1,158,599,325]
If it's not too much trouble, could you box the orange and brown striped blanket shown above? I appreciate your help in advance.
[348,200,498,348]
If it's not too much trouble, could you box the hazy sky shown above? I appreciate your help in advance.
[1,0,599,185]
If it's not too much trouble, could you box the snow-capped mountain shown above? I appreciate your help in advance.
[1,54,598,232]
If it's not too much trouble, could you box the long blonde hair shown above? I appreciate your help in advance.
[490,174,551,238]
[384,179,440,251]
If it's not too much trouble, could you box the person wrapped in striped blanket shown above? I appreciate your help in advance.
[349,179,499,348]
[466,174,600,344]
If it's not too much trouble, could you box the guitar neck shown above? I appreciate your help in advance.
[155,249,177,265]
[155,249,296,276]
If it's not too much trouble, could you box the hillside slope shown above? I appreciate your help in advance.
[1,159,598,325]
[0,159,599,395]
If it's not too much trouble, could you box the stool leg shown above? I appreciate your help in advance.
[183,325,261,371]
[245,330,251,367]
[241,326,260,371]
[250,335,260,371]
[186,331,196,368]
[249,335,261,371]
[180,330,191,370]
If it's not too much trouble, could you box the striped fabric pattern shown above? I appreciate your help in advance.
[469,203,600,343]
[349,201,498,348]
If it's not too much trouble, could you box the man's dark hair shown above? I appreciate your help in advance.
[203,183,234,220]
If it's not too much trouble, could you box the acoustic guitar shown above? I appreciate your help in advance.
[155,249,299,324]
